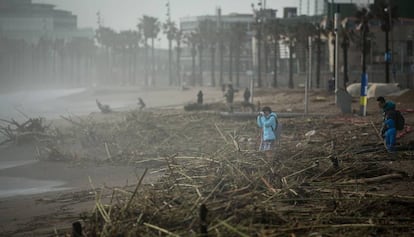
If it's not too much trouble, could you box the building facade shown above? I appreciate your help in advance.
[0,0,96,91]
[0,0,93,43]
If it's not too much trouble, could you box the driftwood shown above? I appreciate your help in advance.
[184,103,210,111]
[340,173,404,184]
[0,117,50,145]
[60,115,84,127]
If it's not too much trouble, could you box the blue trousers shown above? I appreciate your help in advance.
[385,128,396,152]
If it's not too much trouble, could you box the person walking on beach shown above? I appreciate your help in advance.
[224,84,234,112]
[197,90,203,104]
[243,88,251,103]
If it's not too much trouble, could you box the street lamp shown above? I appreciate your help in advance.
[251,1,264,88]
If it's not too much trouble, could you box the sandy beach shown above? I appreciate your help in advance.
[0,86,413,236]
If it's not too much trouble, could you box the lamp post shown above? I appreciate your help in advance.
[252,1,263,88]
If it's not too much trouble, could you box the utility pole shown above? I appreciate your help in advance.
[252,1,263,88]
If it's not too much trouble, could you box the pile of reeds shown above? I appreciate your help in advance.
[70,113,414,236]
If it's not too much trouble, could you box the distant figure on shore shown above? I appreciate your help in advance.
[96,99,111,113]
[243,88,251,103]
[138,97,146,111]
[224,84,234,112]
[241,87,255,112]
[197,90,203,104]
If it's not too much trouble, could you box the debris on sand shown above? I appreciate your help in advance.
[39,110,414,237]
[0,117,50,145]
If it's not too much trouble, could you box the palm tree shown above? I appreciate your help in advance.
[37,37,53,84]
[229,23,247,88]
[96,26,117,84]
[198,20,218,87]
[52,39,65,85]
[71,37,95,86]
[314,23,328,89]
[297,22,317,77]
[115,31,127,85]
[226,30,234,85]
[124,30,141,85]
[282,19,318,89]
[280,22,297,89]
[138,15,160,86]
[218,22,225,87]
[264,18,282,88]
[184,32,198,86]
[339,19,359,88]
[220,29,234,85]
[252,17,263,87]
[163,20,178,86]
[174,29,183,86]
[195,21,213,86]
[118,30,140,85]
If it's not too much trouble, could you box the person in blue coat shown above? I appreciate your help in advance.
[257,106,278,159]
[377,96,396,138]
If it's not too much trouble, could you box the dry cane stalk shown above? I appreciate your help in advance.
[215,123,229,143]
[340,173,403,184]
[219,220,250,237]
[143,222,180,237]
[123,168,148,211]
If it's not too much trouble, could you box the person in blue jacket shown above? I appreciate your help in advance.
[257,106,278,159]
[377,96,396,138]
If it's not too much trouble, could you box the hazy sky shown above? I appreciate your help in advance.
[34,0,301,30]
